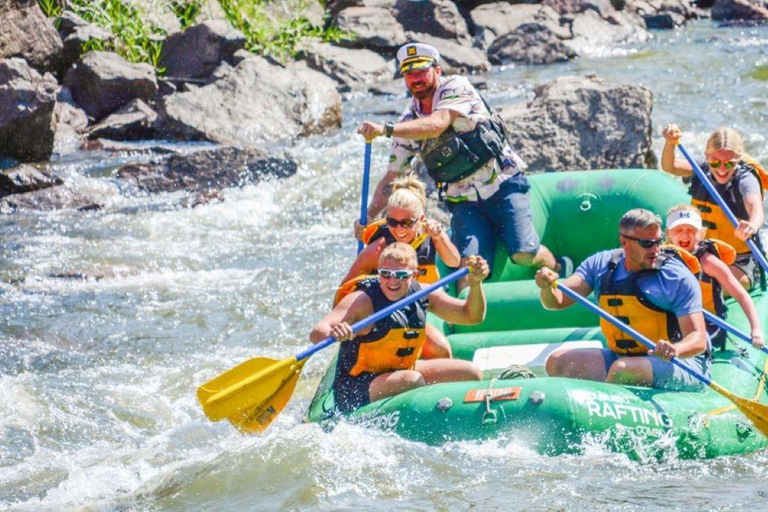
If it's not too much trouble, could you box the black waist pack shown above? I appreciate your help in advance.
[420,114,509,184]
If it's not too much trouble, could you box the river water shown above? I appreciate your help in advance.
[2,21,768,510]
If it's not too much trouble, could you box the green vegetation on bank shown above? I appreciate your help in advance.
[37,0,351,71]
[218,0,350,61]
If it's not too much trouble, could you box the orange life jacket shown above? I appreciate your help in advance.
[336,278,428,377]
[690,158,767,254]
[691,239,736,316]
[598,248,694,355]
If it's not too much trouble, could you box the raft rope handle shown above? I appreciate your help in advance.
[481,378,499,426]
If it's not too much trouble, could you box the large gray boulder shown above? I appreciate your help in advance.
[116,146,298,193]
[644,11,687,27]
[471,4,569,50]
[0,58,58,162]
[393,0,472,45]
[488,23,577,65]
[160,20,246,81]
[0,164,62,197]
[336,6,407,50]
[89,99,158,141]
[0,180,118,213]
[403,33,490,74]
[335,0,473,52]
[64,51,158,121]
[52,99,90,154]
[157,57,342,145]
[501,75,656,172]
[564,9,647,56]
[299,40,393,92]
[711,0,768,21]
[543,0,618,16]
[57,11,114,77]
[0,0,63,73]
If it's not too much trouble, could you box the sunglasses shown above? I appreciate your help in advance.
[386,216,418,229]
[709,159,737,170]
[378,268,416,280]
[621,233,665,248]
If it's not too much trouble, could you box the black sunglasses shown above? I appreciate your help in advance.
[386,216,418,229]
[620,233,665,249]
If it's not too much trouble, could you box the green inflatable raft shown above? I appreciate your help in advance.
[306,169,768,459]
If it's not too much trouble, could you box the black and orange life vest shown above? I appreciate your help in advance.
[362,219,439,283]
[691,238,736,317]
[598,249,697,355]
[689,159,768,254]
[336,278,428,377]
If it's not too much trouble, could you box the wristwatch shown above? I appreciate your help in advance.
[384,121,395,138]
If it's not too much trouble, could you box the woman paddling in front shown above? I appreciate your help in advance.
[311,243,486,414]
[335,175,460,359]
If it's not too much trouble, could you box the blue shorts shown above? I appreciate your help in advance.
[447,174,541,274]
[601,349,710,392]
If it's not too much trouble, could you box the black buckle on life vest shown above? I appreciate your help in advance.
[616,316,630,326]
[396,347,416,357]
[403,330,420,340]
[697,205,713,213]
[615,339,639,350]
[607,298,623,307]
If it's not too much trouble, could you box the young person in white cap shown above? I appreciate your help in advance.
[356,42,571,288]
[666,204,764,349]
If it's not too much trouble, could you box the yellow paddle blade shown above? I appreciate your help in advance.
[710,382,768,438]
[228,359,307,434]
[197,356,300,421]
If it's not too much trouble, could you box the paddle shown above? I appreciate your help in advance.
[555,281,768,437]
[198,266,470,433]
[702,310,768,355]
[677,143,768,274]
[358,140,372,254]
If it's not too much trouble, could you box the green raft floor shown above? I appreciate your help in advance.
[305,169,768,459]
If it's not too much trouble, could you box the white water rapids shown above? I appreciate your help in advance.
[2,22,768,510]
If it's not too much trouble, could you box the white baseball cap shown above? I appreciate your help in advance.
[397,43,440,74]
[666,209,703,231]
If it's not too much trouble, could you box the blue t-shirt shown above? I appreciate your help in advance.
[575,250,703,317]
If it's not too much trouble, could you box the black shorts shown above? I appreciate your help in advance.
[332,372,377,413]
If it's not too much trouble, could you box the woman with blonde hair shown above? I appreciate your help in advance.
[314,243,487,413]
[665,204,764,350]
[335,175,461,358]
[661,125,767,289]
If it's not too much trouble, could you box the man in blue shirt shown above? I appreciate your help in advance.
[534,208,710,391]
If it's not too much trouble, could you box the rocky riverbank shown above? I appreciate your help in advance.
[0,0,765,211]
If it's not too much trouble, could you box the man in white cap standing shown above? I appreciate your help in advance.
[357,43,570,284]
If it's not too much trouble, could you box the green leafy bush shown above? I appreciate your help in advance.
[218,0,351,62]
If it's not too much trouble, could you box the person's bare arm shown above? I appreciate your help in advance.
[702,253,764,347]
[535,269,591,310]
[358,109,459,141]
[650,312,708,360]
[734,193,765,241]
[660,123,693,177]
[423,219,460,268]
[339,240,383,286]
[428,257,489,325]
[310,292,371,343]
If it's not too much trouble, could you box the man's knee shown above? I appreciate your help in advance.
[545,349,568,376]
[606,358,652,386]
[511,252,535,267]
